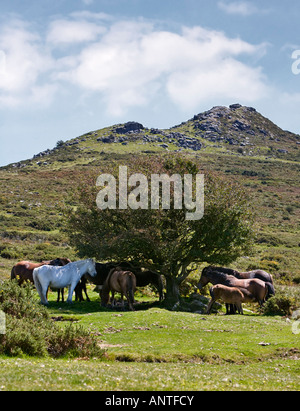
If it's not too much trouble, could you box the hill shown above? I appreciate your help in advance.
[0,104,299,287]
[2,103,300,172]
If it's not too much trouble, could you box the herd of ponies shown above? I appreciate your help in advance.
[10,257,276,314]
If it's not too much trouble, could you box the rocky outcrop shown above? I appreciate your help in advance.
[25,103,300,168]
[115,121,144,134]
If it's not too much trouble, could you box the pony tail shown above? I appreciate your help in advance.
[265,282,276,301]
[209,287,215,299]
[101,274,111,306]
[11,266,16,280]
[33,269,42,297]
[127,273,135,306]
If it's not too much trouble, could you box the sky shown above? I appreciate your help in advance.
[0,0,300,166]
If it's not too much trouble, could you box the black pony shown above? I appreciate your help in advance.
[85,262,164,302]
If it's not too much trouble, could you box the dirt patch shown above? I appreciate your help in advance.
[51,316,80,322]
[99,344,128,349]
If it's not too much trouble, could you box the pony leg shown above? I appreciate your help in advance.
[126,293,134,311]
[237,303,243,315]
[225,304,232,315]
[35,275,49,305]
[206,298,215,314]
[111,291,115,307]
[57,289,65,303]
[80,278,90,302]
[84,285,90,302]
[121,293,125,310]
[40,284,49,305]
[66,284,76,304]
[229,304,237,315]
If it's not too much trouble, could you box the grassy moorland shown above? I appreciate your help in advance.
[0,149,299,285]
[0,105,299,391]
[0,288,299,391]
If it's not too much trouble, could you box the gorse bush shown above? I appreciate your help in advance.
[0,280,48,320]
[46,323,102,359]
[0,280,104,358]
[3,316,49,357]
[263,289,296,316]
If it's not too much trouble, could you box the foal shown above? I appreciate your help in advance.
[198,267,268,307]
[207,284,256,315]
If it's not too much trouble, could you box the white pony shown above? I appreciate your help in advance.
[33,259,96,305]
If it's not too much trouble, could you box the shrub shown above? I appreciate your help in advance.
[0,280,104,358]
[260,259,280,272]
[46,324,102,359]
[29,219,54,231]
[0,280,48,320]
[0,246,22,260]
[263,290,295,316]
[2,316,49,357]
[56,140,64,148]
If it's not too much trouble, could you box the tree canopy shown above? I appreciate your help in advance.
[64,156,255,304]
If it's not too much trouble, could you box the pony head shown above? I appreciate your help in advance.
[86,259,97,277]
[197,266,212,289]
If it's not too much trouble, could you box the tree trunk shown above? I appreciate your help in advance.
[164,276,181,307]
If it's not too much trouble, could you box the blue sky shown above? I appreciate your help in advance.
[0,0,300,166]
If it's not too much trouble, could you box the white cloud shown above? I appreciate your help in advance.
[56,20,269,115]
[218,1,261,16]
[70,11,112,21]
[167,59,268,110]
[0,19,54,107]
[0,13,270,115]
[47,19,106,45]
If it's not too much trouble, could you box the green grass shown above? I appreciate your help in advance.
[0,357,298,391]
[47,303,299,365]
[1,287,299,391]
[0,306,299,390]
[0,111,299,391]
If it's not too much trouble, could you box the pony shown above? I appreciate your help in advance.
[235,269,274,284]
[207,284,256,315]
[74,277,90,302]
[33,259,96,305]
[198,267,268,307]
[134,270,164,302]
[86,262,164,301]
[11,258,71,285]
[208,266,275,290]
[101,267,136,311]
[205,266,275,314]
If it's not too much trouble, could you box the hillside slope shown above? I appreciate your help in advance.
[0,104,299,285]
[3,104,299,172]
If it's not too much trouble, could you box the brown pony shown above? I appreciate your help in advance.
[206,266,275,314]
[198,267,268,307]
[101,267,136,311]
[207,284,256,315]
[208,266,274,286]
[11,258,71,285]
[85,262,164,302]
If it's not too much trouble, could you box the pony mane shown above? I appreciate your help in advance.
[205,268,229,281]
[69,259,93,268]
[211,266,238,276]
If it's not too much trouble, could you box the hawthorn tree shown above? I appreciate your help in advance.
[64,156,255,305]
